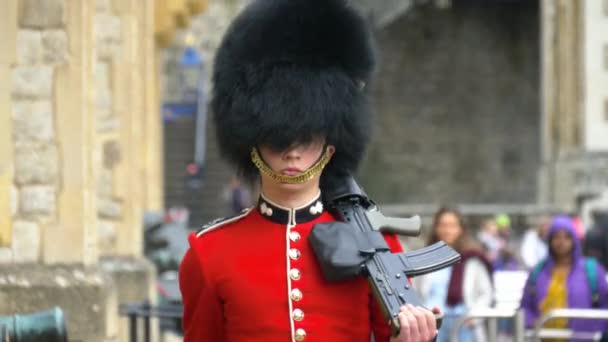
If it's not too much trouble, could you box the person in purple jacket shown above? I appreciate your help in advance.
[520,215,608,337]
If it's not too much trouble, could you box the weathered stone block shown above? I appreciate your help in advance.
[12,66,53,99]
[14,144,59,185]
[100,257,158,342]
[19,185,56,217]
[95,62,112,111]
[96,0,113,12]
[16,30,42,65]
[12,220,40,262]
[98,220,117,252]
[12,100,55,143]
[10,185,19,218]
[96,14,121,42]
[95,14,122,59]
[19,0,66,29]
[100,257,156,303]
[102,140,121,168]
[97,116,120,132]
[98,198,122,219]
[95,91,112,119]
[0,264,119,342]
[98,168,114,197]
[0,248,13,264]
[42,30,69,65]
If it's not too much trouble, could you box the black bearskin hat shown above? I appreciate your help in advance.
[212,0,376,191]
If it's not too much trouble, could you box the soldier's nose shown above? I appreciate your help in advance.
[283,147,301,160]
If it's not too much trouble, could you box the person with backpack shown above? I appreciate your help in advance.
[520,215,608,338]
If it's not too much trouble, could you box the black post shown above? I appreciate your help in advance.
[143,301,151,342]
[0,324,7,342]
[144,316,151,342]
[129,313,138,342]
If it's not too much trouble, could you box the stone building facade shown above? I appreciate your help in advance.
[0,0,207,340]
[539,0,608,218]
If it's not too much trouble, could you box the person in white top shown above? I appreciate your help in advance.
[415,207,493,342]
[520,216,550,270]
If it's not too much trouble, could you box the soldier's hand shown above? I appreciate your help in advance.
[389,305,438,342]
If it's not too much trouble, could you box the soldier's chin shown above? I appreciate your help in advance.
[277,179,313,190]
[278,180,306,187]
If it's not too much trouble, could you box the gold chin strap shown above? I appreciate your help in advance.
[251,147,332,184]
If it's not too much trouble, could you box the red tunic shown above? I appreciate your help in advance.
[179,194,403,342]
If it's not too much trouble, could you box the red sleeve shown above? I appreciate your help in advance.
[370,233,404,342]
[383,233,404,253]
[179,235,225,342]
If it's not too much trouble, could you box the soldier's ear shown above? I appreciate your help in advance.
[355,79,366,91]
[326,145,336,159]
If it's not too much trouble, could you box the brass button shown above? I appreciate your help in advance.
[289,269,301,281]
[294,328,307,341]
[293,308,304,321]
[291,288,303,301]
[289,248,301,260]
[289,231,301,242]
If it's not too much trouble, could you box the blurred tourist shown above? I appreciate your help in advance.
[477,218,502,264]
[416,207,493,342]
[583,210,608,269]
[493,247,521,271]
[520,215,608,339]
[223,175,251,215]
[520,215,550,270]
[495,213,512,242]
[571,213,585,240]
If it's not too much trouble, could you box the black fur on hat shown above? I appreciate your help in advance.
[212,0,376,191]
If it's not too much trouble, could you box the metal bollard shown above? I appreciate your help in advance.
[448,307,522,342]
[513,309,525,341]
[533,308,608,341]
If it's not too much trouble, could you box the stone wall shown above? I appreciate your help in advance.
[582,0,608,150]
[0,0,163,340]
[538,0,608,212]
[551,152,608,207]
[359,1,541,205]
[0,264,118,342]
[0,0,158,263]
[2,0,77,263]
[95,0,124,255]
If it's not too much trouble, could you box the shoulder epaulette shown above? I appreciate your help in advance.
[195,208,252,238]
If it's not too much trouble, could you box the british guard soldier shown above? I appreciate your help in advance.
[178,0,439,341]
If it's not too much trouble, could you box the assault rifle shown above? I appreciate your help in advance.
[309,177,461,337]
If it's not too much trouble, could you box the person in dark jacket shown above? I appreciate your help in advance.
[584,210,608,269]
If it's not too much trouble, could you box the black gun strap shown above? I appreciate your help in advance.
[309,221,390,281]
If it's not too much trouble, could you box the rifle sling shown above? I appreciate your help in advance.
[309,221,390,281]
